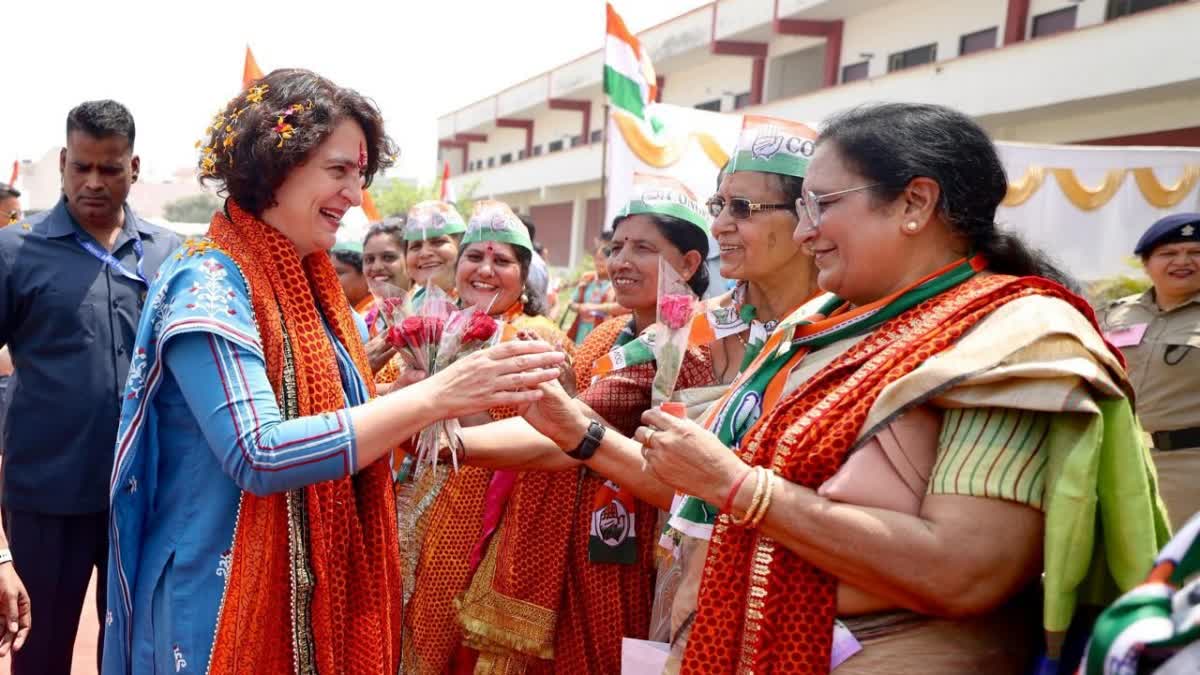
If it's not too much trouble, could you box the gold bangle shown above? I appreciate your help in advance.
[730,466,766,526]
[743,467,769,526]
[749,471,775,528]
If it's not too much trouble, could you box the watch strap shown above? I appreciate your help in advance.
[566,421,605,460]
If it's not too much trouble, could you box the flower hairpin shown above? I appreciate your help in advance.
[272,100,314,149]
[245,84,269,104]
[200,146,218,176]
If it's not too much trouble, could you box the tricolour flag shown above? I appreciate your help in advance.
[604,3,657,121]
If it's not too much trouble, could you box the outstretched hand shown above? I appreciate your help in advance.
[427,339,566,419]
[520,379,592,451]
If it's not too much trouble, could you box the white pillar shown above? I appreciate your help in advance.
[568,195,587,269]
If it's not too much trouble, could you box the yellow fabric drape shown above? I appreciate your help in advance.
[1005,165,1199,210]
[1051,168,1127,211]
[612,109,727,169]
[1003,166,1046,207]
[1132,166,1200,208]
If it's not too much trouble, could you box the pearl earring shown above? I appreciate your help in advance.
[904,221,919,233]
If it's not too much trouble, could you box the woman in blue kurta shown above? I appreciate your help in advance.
[104,69,565,675]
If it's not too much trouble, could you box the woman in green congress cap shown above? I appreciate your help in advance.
[400,199,579,673]
[404,199,466,307]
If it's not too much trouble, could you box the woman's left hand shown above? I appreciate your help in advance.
[364,332,397,374]
[635,408,747,505]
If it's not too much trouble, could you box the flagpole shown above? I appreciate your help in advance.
[600,103,609,223]
[600,2,610,232]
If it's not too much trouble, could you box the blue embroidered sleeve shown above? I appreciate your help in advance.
[163,331,359,495]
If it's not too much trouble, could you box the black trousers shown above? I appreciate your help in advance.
[3,509,107,675]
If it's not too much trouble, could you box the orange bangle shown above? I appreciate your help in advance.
[721,468,752,513]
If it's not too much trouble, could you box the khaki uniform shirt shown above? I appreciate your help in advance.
[1098,289,1200,435]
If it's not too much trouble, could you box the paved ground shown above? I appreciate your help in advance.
[0,570,100,675]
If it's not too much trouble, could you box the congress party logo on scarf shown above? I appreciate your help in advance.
[588,479,639,564]
[590,285,769,381]
[662,256,986,554]
[1079,512,1200,675]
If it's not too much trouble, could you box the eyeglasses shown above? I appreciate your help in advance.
[706,196,795,220]
[795,184,880,232]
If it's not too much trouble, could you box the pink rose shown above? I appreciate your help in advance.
[658,294,694,330]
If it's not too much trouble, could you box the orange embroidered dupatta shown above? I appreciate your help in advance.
[206,202,402,674]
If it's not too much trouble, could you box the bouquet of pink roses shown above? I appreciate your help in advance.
[421,302,505,471]
[651,257,699,406]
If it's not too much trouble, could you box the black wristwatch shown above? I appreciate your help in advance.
[565,420,605,460]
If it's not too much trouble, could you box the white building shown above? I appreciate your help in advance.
[437,0,1199,267]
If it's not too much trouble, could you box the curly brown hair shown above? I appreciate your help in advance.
[198,68,398,216]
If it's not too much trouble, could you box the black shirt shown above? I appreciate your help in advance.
[0,198,182,514]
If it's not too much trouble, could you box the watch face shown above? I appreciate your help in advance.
[587,421,605,441]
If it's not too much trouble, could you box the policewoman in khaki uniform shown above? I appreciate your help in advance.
[1099,212,1200,530]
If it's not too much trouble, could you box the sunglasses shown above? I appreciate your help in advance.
[706,196,795,220]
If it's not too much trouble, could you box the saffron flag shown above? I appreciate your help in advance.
[604,3,658,121]
[243,46,264,88]
[439,160,456,203]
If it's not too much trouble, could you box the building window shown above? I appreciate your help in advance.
[959,27,997,55]
[533,145,543,156]
[887,44,937,72]
[500,153,513,165]
[568,135,582,148]
[1031,6,1077,37]
[841,61,868,83]
[548,140,564,153]
[694,99,721,112]
[590,129,603,144]
[1107,0,1180,19]
[518,149,526,160]
[733,92,752,110]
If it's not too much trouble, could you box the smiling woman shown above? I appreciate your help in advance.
[103,69,567,675]
[1098,212,1200,531]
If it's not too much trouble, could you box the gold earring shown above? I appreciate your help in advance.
[904,221,919,233]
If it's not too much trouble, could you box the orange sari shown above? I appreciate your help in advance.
[402,309,575,674]
[206,202,401,674]
[455,317,714,673]
[680,273,1106,674]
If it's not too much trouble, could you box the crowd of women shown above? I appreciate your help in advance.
[101,67,1200,674]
